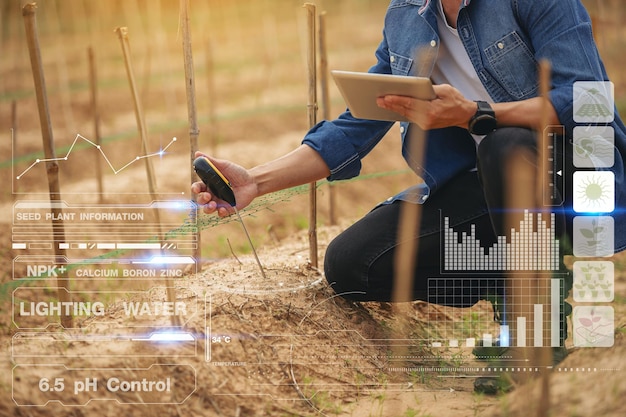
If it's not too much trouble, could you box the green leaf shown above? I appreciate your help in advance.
[579,229,595,238]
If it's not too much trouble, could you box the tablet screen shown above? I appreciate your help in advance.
[331,70,436,122]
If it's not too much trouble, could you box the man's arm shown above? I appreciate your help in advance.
[492,97,559,130]
[250,144,331,196]
[192,145,330,217]
[377,84,560,131]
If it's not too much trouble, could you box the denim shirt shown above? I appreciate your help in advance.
[302,0,626,252]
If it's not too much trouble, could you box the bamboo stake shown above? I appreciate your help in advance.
[22,2,72,328]
[318,11,337,225]
[504,149,536,363]
[535,58,553,417]
[11,100,18,199]
[391,48,431,306]
[389,50,430,370]
[502,60,553,400]
[386,114,425,383]
[179,0,203,269]
[115,26,179,327]
[87,46,104,202]
[140,45,152,107]
[115,27,158,199]
[391,134,425,305]
[47,0,76,132]
[593,0,606,54]
[304,3,318,268]
[205,36,218,155]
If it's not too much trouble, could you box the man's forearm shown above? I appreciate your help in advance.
[250,144,331,196]
[492,97,560,130]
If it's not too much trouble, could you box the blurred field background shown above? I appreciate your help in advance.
[1,0,625,254]
[2,0,625,257]
[0,0,387,163]
[1,0,625,192]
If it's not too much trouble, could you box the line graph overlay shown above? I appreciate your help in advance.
[15,133,177,180]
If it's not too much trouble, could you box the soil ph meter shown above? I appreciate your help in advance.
[193,156,267,278]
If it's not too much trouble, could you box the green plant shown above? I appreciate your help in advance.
[403,407,419,417]
[301,375,343,415]
[373,392,386,417]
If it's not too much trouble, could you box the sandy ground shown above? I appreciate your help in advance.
[3,128,626,416]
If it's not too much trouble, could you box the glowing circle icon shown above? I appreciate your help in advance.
[573,171,614,213]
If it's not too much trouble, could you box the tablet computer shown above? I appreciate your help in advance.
[331,70,436,122]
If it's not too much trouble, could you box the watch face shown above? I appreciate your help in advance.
[471,115,497,135]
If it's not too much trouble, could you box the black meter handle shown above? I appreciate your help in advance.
[193,156,237,207]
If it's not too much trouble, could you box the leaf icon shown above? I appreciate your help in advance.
[579,317,594,327]
[580,228,595,238]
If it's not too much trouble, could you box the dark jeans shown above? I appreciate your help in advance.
[324,127,571,307]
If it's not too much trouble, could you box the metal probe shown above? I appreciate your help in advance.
[193,156,267,279]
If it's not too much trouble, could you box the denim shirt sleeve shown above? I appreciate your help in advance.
[303,3,443,184]
[302,114,393,181]
[302,34,396,181]
[517,0,626,253]
[516,0,608,132]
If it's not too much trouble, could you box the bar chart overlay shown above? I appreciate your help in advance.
[427,277,564,348]
[444,210,560,271]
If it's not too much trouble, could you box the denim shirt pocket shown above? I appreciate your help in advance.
[388,50,414,76]
[484,31,538,100]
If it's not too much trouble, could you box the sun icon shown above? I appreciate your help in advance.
[573,171,615,213]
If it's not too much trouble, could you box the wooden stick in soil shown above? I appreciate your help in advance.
[535,58,553,417]
[115,26,179,327]
[385,123,425,414]
[388,49,430,381]
[204,35,218,156]
[22,3,72,328]
[502,60,553,401]
[179,0,202,267]
[389,48,430,302]
[390,152,424,305]
[115,27,159,200]
[304,3,319,268]
[87,46,104,202]
[11,100,18,199]
[318,11,337,226]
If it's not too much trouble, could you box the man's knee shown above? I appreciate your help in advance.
[477,127,536,163]
[324,233,353,292]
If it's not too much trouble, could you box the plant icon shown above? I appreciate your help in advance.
[579,218,603,245]
[573,306,614,347]
[573,261,614,302]
[573,216,614,257]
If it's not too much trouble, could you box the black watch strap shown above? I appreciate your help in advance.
[469,100,497,135]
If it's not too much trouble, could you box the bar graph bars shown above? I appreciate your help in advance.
[444,210,560,271]
[427,277,564,348]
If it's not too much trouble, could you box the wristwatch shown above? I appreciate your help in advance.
[468,100,497,135]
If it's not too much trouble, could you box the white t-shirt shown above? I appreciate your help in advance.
[430,0,492,144]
